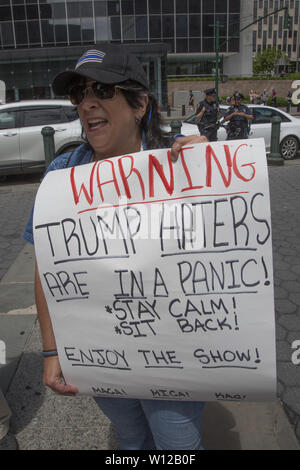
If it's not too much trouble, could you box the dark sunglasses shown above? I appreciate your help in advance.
[68,81,144,105]
[68,82,119,105]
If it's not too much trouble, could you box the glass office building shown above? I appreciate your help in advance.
[0,0,242,103]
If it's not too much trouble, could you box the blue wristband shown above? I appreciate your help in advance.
[42,350,58,357]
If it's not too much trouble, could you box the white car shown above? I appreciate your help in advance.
[0,100,83,176]
[172,105,300,160]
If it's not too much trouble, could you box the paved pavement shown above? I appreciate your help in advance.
[0,157,300,450]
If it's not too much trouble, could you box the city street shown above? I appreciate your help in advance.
[0,155,300,449]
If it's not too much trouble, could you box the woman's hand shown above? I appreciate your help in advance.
[43,356,78,396]
[170,135,209,162]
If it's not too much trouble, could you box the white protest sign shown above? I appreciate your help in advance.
[34,139,276,402]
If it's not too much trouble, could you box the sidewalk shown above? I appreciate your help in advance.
[0,245,300,450]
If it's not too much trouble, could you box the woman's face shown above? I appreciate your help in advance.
[77,80,148,160]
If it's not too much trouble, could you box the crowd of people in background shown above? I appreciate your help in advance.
[189,87,293,108]
[246,88,278,106]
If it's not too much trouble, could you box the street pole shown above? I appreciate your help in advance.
[215,20,219,103]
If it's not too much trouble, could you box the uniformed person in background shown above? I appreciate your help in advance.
[195,88,220,142]
[224,93,253,140]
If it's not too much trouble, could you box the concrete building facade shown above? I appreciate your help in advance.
[252,0,300,72]
[0,0,252,104]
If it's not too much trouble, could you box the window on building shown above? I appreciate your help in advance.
[216,14,227,36]
[253,0,258,20]
[0,6,12,22]
[283,30,287,51]
[149,15,161,38]
[176,15,187,37]
[121,0,134,15]
[263,30,267,49]
[258,18,262,38]
[15,21,28,47]
[26,4,39,20]
[28,20,41,44]
[189,38,201,52]
[109,16,121,40]
[122,15,135,40]
[13,5,26,21]
[216,0,228,12]
[203,38,215,52]
[293,30,297,50]
[278,15,283,38]
[162,15,174,37]
[202,0,214,13]
[295,1,299,24]
[229,0,240,13]
[108,0,121,15]
[162,0,174,14]
[253,30,257,52]
[81,17,94,42]
[149,0,161,14]
[268,16,273,38]
[189,15,201,37]
[176,0,187,14]
[176,38,188,52]
[1,23,14,46]
[40,3,54,19]
[41,20,55,45]
[54,21,68,44]
[134,0,147,14]
[289,16,293,37]
[68,19,81,43]
[202,15,214,36]
[94,1,107,16]
[263,0,268,24]
[189,0,200,13]
[136,16,148,39]
[273,30,277,47]
[67,2,80,18]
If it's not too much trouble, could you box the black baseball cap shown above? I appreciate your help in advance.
[52,45,149,95]
[205,88,216,96]
[234,93,244,100]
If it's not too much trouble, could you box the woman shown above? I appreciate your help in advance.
[24,45,208,450]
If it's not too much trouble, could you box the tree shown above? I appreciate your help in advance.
[253,47,284,78]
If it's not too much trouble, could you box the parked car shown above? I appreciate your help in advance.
[0,100,83,176]
[169,105,300,160]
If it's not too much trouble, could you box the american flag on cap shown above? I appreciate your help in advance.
[75,50,106,69]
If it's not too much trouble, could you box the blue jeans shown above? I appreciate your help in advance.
[94,397,205,450]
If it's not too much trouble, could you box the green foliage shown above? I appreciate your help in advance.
[266,96,288,107]
[253,48,284,78]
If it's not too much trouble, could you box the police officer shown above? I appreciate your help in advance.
[224,93,253,140]
[195,88,219,142]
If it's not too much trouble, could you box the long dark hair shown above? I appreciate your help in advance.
[119,87,172,149]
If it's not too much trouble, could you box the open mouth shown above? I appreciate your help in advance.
[87,119,108,131]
